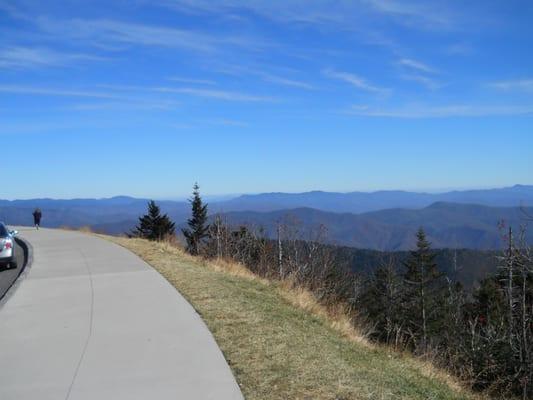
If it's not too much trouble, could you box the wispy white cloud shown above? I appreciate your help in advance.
[214,63,313,90]
[0,85,121,99]
[170,122,196,130]
[0,121,80,135]
[169,118,249,130]
[208,118,249,127]
[0,84,181,110]
[35,18,265,53]
[347,103,533,118]
[68,100,180,111]
[0,83,272,103]
[488,79,533,93]
[158,0,352,25]
[398,58,436,74]
[401,74,442,90]
[0,46,103,69]
[260,73,314,90]
[159,0,459,31]
[0,2,30,21]
[95,84,147,91]
[156,87,274,102]
[397,58,441,89]
[445,42,472,55]
[168,77,216,85]
[364,0,454,28]
[323,69,388,94]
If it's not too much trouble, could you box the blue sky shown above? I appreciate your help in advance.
[1,0,532,199]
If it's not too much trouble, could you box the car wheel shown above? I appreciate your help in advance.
[9,260,18,269]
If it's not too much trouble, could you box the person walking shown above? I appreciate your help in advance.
[32,208,42,230]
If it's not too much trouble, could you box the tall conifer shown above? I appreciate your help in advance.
[402,227,445,351]
[182,183,210,255]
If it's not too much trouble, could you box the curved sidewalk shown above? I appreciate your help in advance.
[0,228,243,400]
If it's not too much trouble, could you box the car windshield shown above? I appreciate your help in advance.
[0,224,9,238]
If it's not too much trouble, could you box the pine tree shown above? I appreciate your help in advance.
[182,183,210,255]
[131,200,175,241]
[402,227,445,351]
[362,258,404,345]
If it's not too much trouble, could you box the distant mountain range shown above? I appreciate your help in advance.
[221,203,533,250]
[0,196,190,233]
[1,185,532,250]
[218,184,533,213]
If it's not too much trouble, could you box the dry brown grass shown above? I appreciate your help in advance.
[102,234,479,400]
[278,280,371,347]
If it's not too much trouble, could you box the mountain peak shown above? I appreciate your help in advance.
[511,184,533,190]
[108,195,136,201]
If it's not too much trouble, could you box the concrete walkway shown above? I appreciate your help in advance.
[0,227,243,400]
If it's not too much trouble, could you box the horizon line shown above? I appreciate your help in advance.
[1,183,531,202]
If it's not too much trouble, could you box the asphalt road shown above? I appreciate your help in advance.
[0,241,25,299]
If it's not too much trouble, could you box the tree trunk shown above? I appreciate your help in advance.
[508,227,514,346]
[277,224,283,278]
[421,286,427,351]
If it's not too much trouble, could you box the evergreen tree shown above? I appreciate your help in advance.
[131,200,175,241]
[182,183,210,255]
[472,275,506,326]
[402,227,446,351]
[362,258,404,345]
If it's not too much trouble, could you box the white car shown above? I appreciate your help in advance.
[0,222,18,269]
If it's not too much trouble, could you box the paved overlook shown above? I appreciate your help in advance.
[0,227,243,400]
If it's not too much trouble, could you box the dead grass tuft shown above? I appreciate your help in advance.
[277,280,371,347]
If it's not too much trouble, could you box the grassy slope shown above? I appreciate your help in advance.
[106,236,476,400]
